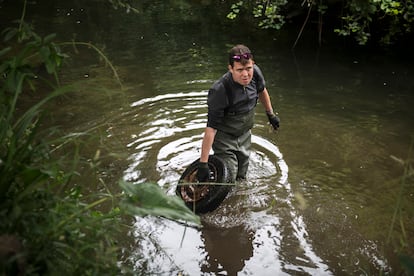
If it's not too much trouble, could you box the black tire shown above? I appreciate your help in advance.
[176,155,233,214]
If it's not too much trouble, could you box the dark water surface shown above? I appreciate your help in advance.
[2,1,413,275]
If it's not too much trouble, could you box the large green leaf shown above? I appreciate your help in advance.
[119,181,200,225]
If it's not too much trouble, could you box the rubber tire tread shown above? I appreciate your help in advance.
[176,155,232,214]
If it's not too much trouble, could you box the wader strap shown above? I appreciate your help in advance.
[223,75,233,114]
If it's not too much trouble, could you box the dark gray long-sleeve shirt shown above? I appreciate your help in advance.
[207,64,266,134]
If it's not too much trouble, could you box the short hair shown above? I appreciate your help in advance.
[228,44,254,67]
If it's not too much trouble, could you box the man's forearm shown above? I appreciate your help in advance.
[259,88,274,112]
[200,127,216,162]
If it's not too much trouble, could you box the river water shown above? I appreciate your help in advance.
[2,1,413,275]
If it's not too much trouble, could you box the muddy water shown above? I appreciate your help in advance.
[2,1,413,275]
[118,71,413,274]
[122,90,328,275]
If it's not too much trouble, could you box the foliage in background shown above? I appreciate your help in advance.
[335,0,414,45]
[226,0,414,47]
[0,15,199,276]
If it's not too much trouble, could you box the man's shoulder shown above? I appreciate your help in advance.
[211,72,231,91]
[253,64,263,77]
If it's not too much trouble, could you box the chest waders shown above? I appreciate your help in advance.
[212,72,258,181]
[213,108,254,181]
[176,72,261,213]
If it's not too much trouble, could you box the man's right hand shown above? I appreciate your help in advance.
[266,111,280,130]
[196,162,210,182]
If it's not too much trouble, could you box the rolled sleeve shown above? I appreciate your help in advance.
[254,64,266,93]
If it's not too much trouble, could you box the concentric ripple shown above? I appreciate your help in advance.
[123,90,332,275]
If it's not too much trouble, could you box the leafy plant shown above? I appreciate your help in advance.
[226,0,414,46]
[388,146,414,275]
[120,181,200,225]
[0,18,122,274]
[227,1,244,20]
[0,14,199,276]
[253,0,288,30]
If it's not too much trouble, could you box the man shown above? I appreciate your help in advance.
[197,44,279,182]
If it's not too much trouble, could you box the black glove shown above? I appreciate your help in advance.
[196,162,210,182]
[266,111,280,130]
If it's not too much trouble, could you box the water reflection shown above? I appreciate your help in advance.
[3,0,411,273]
[201,225,254,275]
[124,90,333,275]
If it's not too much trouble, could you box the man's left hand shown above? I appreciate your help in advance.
[267,111,280,130]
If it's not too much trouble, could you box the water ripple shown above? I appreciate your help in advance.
[124,91,332,275]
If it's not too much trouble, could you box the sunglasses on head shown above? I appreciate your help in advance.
[232,53,252,61]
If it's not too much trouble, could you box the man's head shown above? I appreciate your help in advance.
[228,44,254,86]
[228,44,253,67]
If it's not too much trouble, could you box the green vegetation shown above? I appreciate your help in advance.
[227,0,414,47]
[388,148,414,275]
[1,0,412,274]
[0,10,199,276]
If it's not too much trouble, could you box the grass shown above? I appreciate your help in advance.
[0,17,199,275]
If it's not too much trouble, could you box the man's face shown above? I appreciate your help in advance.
[228,59,254,86]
